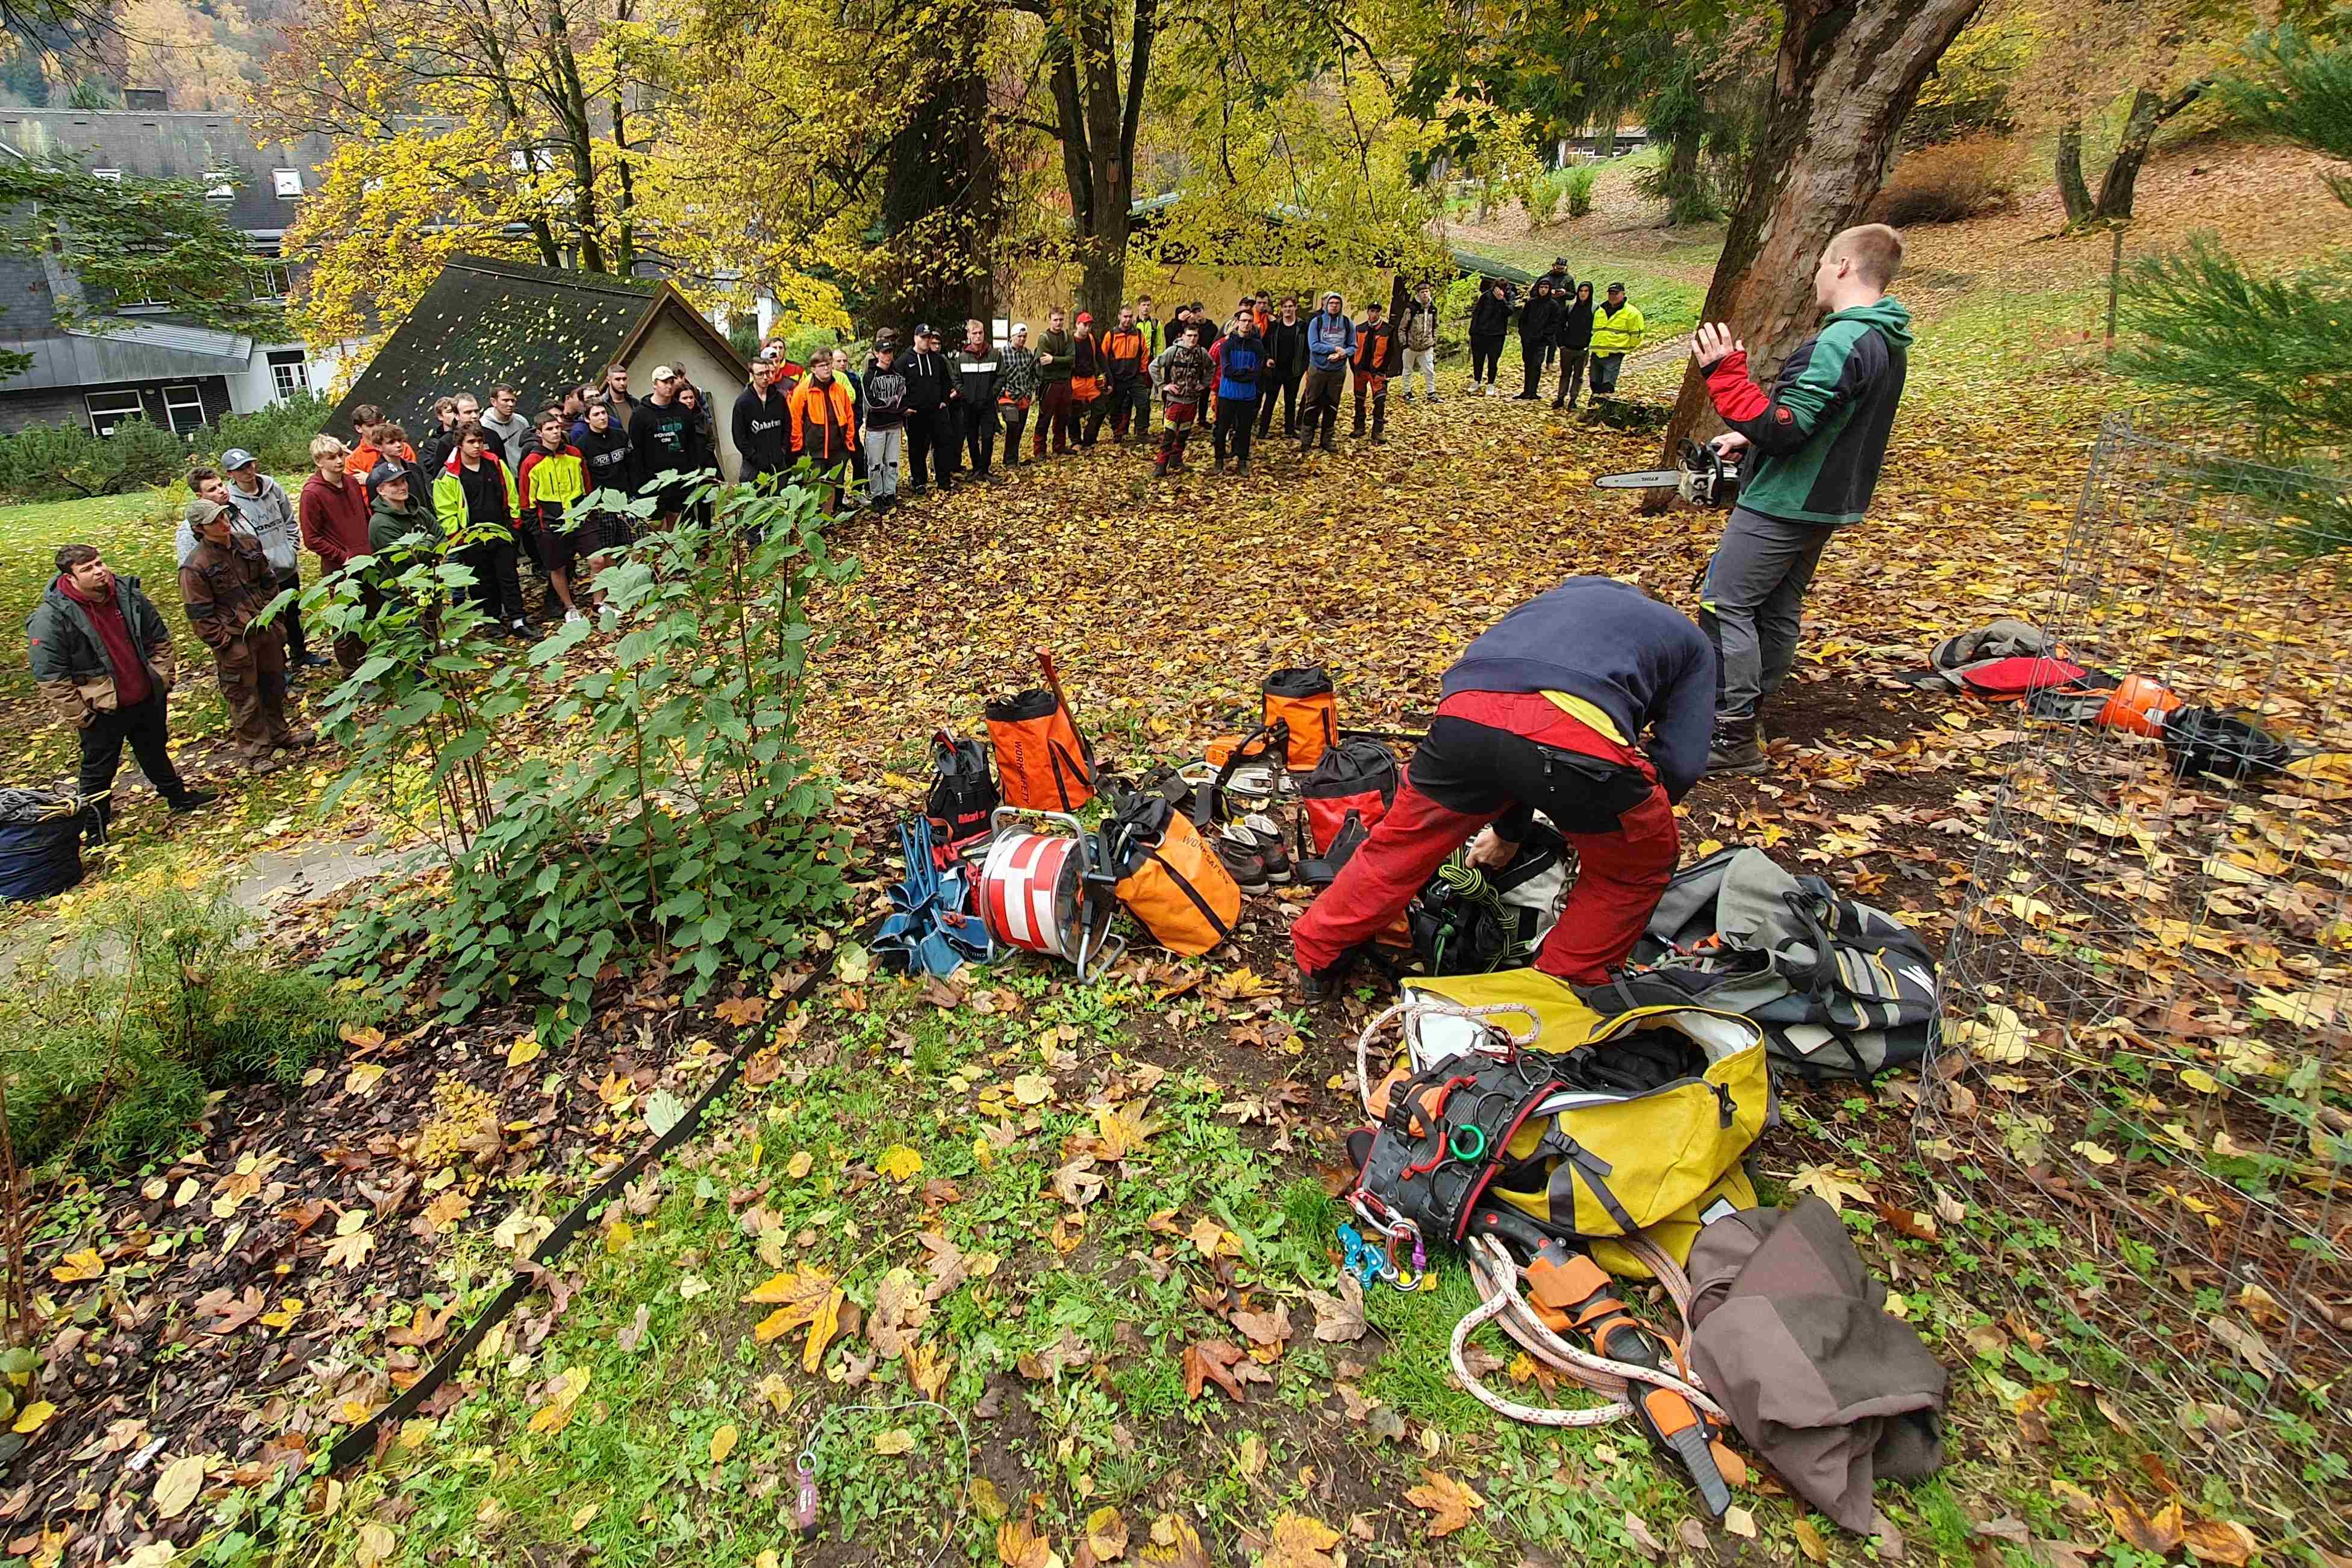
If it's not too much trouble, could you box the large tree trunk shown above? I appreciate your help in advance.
[1050,0,1153,324]
[873,19,999,330]
[2056,119,2094,225]
[1641,0,1983,511]
[2092,82,2201,223]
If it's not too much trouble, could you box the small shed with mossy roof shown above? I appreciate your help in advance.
[329,254,752,476]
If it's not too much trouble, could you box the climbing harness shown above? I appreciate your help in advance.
[1339,991,1756,1516]
[794,1398,972,1566]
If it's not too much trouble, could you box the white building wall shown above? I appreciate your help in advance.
[626,318,748,479]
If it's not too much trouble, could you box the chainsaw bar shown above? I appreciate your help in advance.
[1593,470,1684,490]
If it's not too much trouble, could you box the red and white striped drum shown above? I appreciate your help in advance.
[979,828,1085,958]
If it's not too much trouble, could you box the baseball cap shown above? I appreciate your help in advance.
[1012,321,1028,335]
[651,364,678,382]
[369,462,410,490]
[221,447,257,470]
[913,322,936,338]
[184,499,231,529]
[1553,256,1568,267]
[758,344,782,361]
[1075,311,1093,325]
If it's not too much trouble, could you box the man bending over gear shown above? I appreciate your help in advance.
[1291,575,1715,999]
[1692,222,1912,776]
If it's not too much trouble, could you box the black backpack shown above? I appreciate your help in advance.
[1406,823,1571,975]
[2162,706,2295,782]
[925,731,999,849]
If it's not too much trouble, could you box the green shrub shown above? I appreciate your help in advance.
[1565,166,1599,219]
[0,392,335,505]
[310,470,858,1038]
[1524,169,1567,227]
[0,415,181,502]
[0,873,366,1170]
[203,393,336,476]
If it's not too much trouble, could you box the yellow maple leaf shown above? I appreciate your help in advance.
[709,1423,738,1463]
[1258,1511,1342,1567]
[506,1035,542,1068]
[50,1249,104,1283]
[878,1145,925,1182]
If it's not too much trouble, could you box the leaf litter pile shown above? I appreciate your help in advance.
[12,190,2352,1566]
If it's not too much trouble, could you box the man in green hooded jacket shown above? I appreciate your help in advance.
[1690,223,1914,776]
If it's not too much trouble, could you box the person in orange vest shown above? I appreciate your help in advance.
[1089,306,1152,446]
[789,355,860,516]
[1351,299,1394,444]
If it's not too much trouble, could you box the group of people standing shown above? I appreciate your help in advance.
[1466,258,1649,407]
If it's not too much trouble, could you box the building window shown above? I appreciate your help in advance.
[204,170,234,201]
[253,260,293,300]
[267,350,309,400]
[92,167,120,183]
[163,384,207,434]
[272,168,302,198]
[84,390,148,437]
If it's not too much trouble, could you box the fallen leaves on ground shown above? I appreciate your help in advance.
[1256,1513,1344,1568]
[1403,1470,1485,1537]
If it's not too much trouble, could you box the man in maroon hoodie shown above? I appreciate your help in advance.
[298,434,375,668]
[27,544,217,841]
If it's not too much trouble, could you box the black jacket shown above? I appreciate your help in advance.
[1558,296,1596,352]
[732,384,793,480]
[1262,318,1309,374]
[1469,293,1513,340]
[629,397,705,497]
[864,362,909,431]
[900,348,952,412]
[576,420,637,500]
[947,344,999,408]
[1521,275,1566,344]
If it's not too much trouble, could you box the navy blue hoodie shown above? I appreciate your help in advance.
[1439,576,1717,800]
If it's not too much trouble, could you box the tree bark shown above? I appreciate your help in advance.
[540,1,608,272]
[1641,0,1985,512]
[873,7,999,329]
[2092,82,2202,223]
[2056,119,2093,225]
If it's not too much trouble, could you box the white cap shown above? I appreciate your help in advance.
[651,364,678,382]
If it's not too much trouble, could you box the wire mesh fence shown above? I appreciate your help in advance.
[1919,414,2352,1533]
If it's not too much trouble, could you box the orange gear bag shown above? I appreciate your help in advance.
[1262,666,1338,771]
[1102,794,1241,956]
[985,686,1096,812]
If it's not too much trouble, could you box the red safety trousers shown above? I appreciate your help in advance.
[1290,693,1679,985]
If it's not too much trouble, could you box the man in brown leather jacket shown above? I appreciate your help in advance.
[178,500,311,771]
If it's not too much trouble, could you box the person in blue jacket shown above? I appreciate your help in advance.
[1296,291,1356,454]
[1209,311,1266,473]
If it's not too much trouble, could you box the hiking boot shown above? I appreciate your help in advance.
[1551,397,1565,409]
[167,788,219,814]
[246,753,287,777]
[1352,421,1365,439]
[1301,969,1341,1003]
[1706,724,1768,776]
[1229,814,1292,883]
[1236,456,1250,476]
[1214,835,1272,893]
[1319,437,1336,452]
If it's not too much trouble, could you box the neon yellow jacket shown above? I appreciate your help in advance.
[432,451,521,543]
[1589,300,1647,355]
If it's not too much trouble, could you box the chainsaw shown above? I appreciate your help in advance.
[1595,438,1743,508]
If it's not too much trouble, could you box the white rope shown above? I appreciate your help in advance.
[1450,1235,1729,1428]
